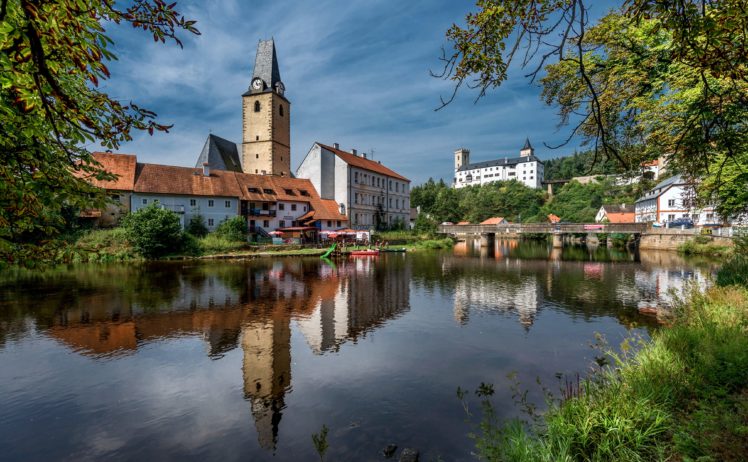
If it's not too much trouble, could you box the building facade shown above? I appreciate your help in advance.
[454,139,544,189]
[635,175,719,225]
[89,152,346,233]
[296,142,411,229]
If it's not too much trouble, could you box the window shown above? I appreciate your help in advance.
[225,200,231,208]
[395,183,399,192]
[327,220,332,227]
[284,188,295,195]
[142,198,147,205]
[263,220,269,227]
[256,154,259,159]
[291,204,297,211]
[263,189,274,194]
[111,194,120,201]
[299,190,310,197]
[279,104,284,117]
[355,172,359,183]
[668,214,676,221]
[668,199,676,207]
[303,205,306,211]
[248,187,259,193]
[337,221,341,227]
[208,200,214,207]
[208,218,214,226]
[279,220,285,227]
[279,203,285,210]
[389,180,392,190]
[254,101,260,112]
[190,199,196,207]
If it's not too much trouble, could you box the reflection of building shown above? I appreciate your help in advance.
[453,277,539,328]
[21,258,410,451]
[296,258,411,354]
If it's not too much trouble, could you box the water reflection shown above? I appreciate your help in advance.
[0,258,410,452]
[0,247,717,461]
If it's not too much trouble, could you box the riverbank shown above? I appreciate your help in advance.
[678,235,735,257]
[64,228,454,263]
[470,282,748,461]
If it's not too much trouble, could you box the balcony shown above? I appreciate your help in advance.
[248,208,276,217]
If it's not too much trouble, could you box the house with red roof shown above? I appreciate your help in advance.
[296,142,411,230]
[84,152,346,234]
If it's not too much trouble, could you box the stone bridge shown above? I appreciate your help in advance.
[440,222,652,248]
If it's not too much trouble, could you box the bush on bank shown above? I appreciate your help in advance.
[468,284,748,461]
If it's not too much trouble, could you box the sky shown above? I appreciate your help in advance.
[102,0,615,185]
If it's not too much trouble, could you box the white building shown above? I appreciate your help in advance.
[296,142,411,230]
[454,139,544,189]
[635,175,719,225]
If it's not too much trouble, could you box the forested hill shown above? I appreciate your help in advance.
[543,150,622,181]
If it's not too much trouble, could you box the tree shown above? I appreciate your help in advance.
[1,1,199,264]
[186,214,208,237]
[121,204,183,258]
[214,216,248,242]
[437,1,748,218]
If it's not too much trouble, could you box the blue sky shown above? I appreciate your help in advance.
[103,0,615,185]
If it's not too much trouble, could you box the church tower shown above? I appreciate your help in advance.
[242,40,291,176]
[520,138,534,158]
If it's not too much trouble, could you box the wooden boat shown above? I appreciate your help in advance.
[349,249,380,256]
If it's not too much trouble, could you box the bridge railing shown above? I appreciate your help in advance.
[438,223,649,234]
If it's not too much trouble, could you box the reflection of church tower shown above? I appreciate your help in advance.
[241,318,291,450]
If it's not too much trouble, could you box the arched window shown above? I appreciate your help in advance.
[279,104,284,117]
[254,101,261,112]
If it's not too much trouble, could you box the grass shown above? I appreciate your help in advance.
[68,228,140,262]
[679,235,734,257]
[465,283,748,461]
[197,234,249,254]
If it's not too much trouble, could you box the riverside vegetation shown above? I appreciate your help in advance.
[55,205,454,264]
[463,240,748,461]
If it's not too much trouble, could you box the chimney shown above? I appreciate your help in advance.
[351,148,358,156]
[202,162,210,177]
[362,153,367,159]
[333,142,340,149]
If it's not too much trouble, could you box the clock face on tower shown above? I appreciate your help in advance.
[274,81,285,95]
[251,78,264,90]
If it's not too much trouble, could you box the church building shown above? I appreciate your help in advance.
[453,139,544,189]
[195,39,290,176]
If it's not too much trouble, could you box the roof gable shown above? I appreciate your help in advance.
[195,134,243,173]
[89,152,137,191]
[317,143,409,182]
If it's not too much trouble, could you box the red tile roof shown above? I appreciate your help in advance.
[133,163,243,197]
[480,217,506,225]
[318,143,409,182]
[87,152,137,191]
[548,214,561,223]
[605,212,636,223]
[456,221,470,225]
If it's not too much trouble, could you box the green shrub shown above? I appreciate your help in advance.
[186,214,208,237]
[716,256,748,287]
[121,204,183,258]
[214,216,248,242]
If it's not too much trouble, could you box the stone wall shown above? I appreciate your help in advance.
[639,230,733,251]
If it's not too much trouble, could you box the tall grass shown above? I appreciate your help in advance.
[197,234,248,254]
[466,284,748,461]
[678,235,733,257]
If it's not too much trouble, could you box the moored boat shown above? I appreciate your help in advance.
[349,249,380,256]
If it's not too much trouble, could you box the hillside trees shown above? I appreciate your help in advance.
[0,1,199,263]
[438,0,748,218]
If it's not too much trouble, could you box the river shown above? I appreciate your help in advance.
[0,241,716,461]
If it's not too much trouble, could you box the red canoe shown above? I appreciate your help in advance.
[349,249,380,256]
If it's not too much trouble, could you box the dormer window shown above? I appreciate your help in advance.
[284,188,295,195]
[299,190,310,197]
[263,188,274,194]
[254,101,261,112]
[248,187,259,193]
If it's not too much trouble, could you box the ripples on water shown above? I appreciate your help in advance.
[0,241,715,461]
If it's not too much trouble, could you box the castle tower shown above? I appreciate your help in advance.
[454,148,470,172]
[520,138,534,158]
[242,40,291,176]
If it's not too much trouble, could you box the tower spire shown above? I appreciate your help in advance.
[247,39,282,93]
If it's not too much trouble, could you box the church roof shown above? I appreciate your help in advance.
[195,134,243,173]
[522,138,532,150]
[243,39,282,96]
[317,143,410,182]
